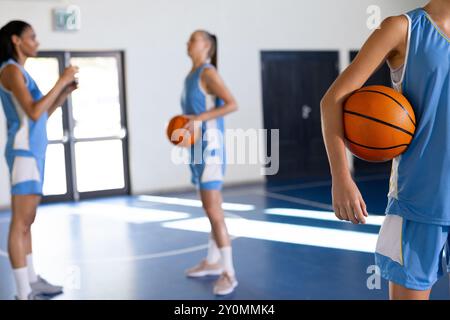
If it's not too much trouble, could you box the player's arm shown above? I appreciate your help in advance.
[320,16,408,224]
[48,81,78,117]
[1,64,78,121]
[196,67,238,121]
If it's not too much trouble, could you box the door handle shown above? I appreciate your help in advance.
[62,130,70,143]
[119,127,127,139]
[302,105,312,119]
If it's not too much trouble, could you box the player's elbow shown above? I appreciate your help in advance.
[226,99,238,113]
[320,94,332,114]
[231,101,238,112]
[26,104,41,122]
[29,112,40,122]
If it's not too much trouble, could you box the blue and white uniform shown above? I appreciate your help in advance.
[0,59,47,195]
[375,8,450,290]
[181,63,225,190]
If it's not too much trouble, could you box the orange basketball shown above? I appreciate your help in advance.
[166,115,199,147]
[343,85,416,162]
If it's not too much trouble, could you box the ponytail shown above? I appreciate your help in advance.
[201,30,218,69]
[210,34,217,68]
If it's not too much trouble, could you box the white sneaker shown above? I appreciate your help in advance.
[185,260,223,278]
[30,275,63,296]
[213,272,238,296]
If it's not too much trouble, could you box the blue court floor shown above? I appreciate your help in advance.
[0,175,449,300]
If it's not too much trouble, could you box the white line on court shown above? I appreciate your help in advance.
[262,191,334,210]
[138,195,255,211]
[264,208,384,226]
[263,174,388,193]
[0,248,7,257]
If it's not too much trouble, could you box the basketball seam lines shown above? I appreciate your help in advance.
[352,89,416,127]
[344,110,414,137]
[345,137,409,150]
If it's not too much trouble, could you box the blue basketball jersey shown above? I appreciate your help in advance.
[0,59,47,159]
[180,63,226,190]
[387,8,450,225]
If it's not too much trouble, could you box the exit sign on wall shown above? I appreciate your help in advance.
[53,5,81,32]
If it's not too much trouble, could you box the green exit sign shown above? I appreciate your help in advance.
[53,5,81,32]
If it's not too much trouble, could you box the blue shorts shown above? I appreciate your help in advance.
[189,159,225,191]
[189,130,225,191]
[6,152,45,195]
[375,214,450,290]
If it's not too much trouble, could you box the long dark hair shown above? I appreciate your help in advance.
[201,31,218,68]
[0,20,31,64]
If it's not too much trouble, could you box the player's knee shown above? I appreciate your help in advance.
[10,218,32,235]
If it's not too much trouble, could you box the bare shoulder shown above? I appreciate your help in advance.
[1,63,22,78]
[380,15,409,36]
[201,66,219,79]
[201,66,223,90]
[0,64,24,89]
[380,15,409,63]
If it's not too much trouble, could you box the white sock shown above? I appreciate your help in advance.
[26,254,38,283]
[13,267,32,300]
[206,237,221,264]
[219,246,235,277]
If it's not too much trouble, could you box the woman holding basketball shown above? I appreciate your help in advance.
[0,21,78,300]
[321,0,450,300]
[181,30,239,295]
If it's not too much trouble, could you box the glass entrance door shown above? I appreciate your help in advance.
[25,51,129,202]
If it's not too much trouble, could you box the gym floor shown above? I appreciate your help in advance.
[1,174,448,300]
